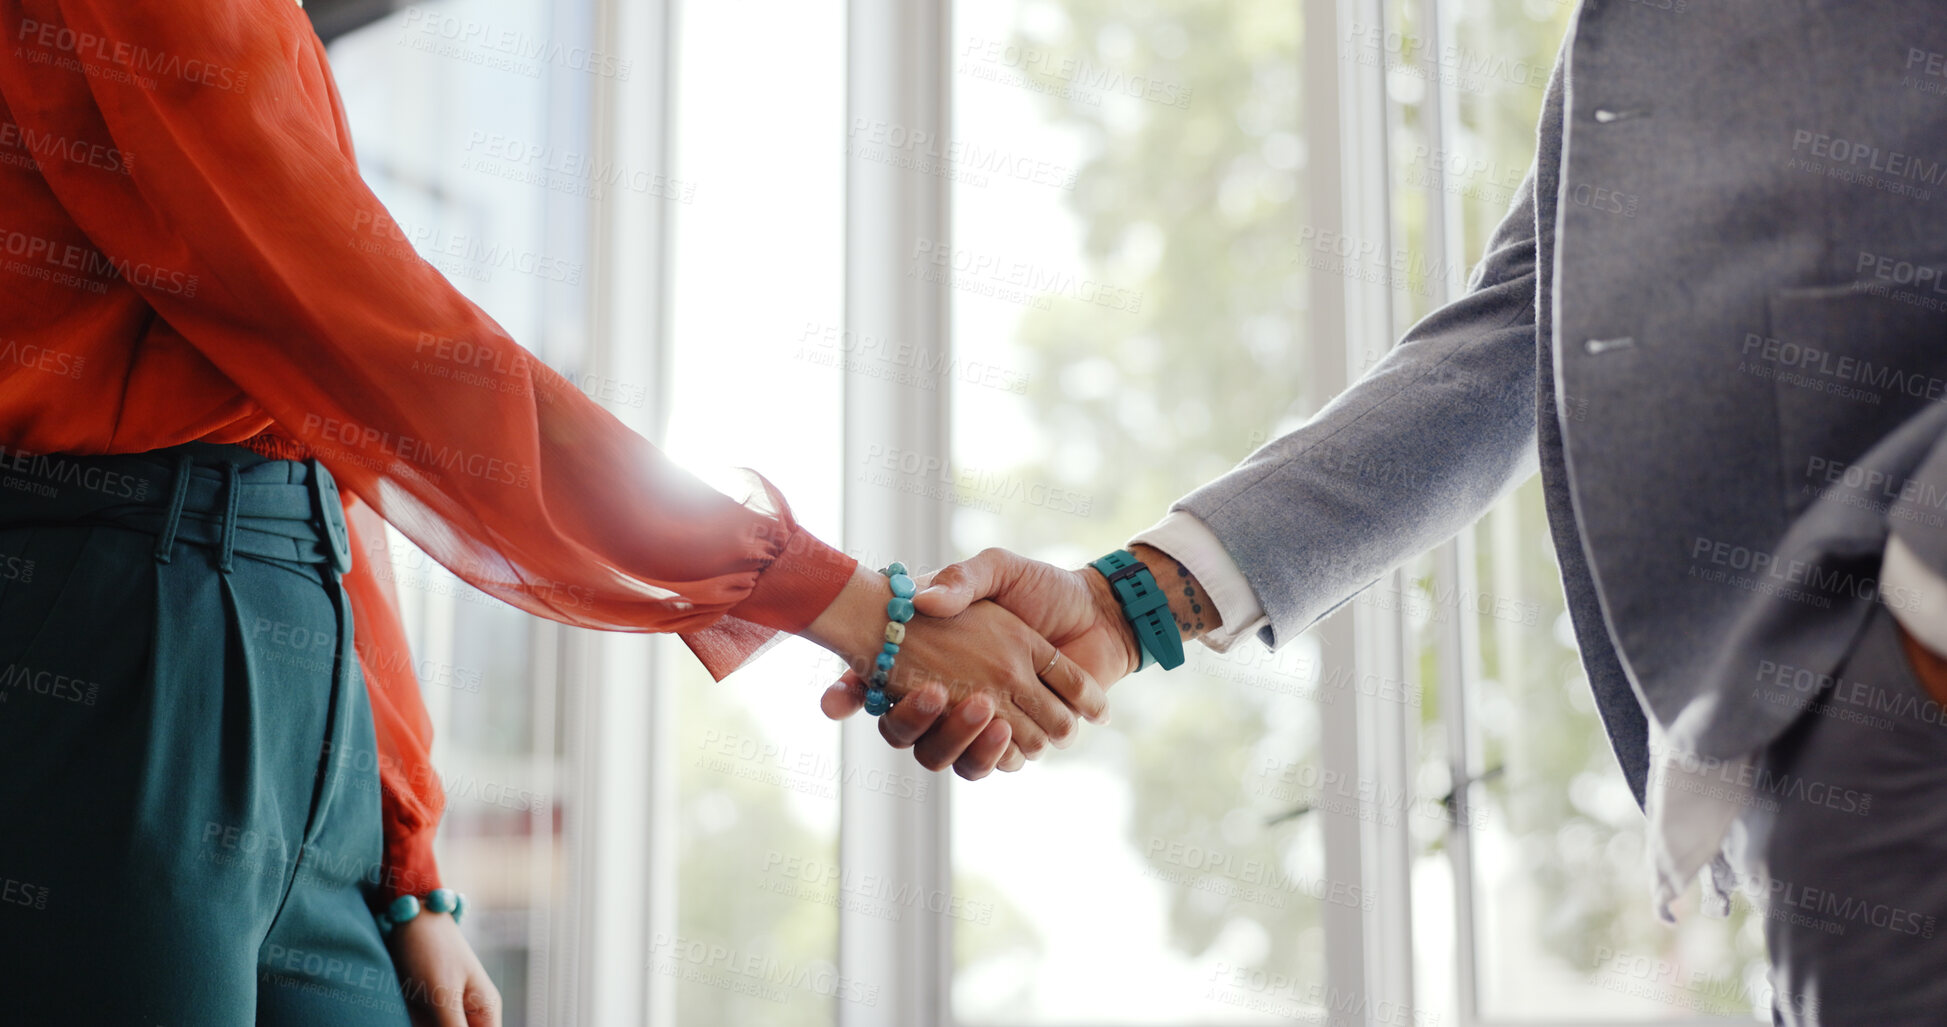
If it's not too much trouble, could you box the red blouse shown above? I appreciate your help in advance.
[0,0,855,900]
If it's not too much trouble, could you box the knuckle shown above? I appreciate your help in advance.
[914,686,947,716]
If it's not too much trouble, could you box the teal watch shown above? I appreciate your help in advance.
[1090,549,1185,671]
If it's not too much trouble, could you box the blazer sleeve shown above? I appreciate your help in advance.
[1174,162,1544,648]
[0,0,856,675]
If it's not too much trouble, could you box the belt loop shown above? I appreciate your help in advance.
[152,453,195,565]
[217,461,241,574]
[308,459,353,576]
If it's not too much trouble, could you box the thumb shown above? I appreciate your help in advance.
[913,548,1007,617]
[821,671,868,719]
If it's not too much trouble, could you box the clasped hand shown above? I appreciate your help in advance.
[808,549,1147,780]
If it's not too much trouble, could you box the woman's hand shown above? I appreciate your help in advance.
[806,564,1108,766]
[820,675,1020,779]
[387,911,501,1027]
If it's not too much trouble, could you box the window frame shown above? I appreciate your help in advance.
[834,3,957,1026]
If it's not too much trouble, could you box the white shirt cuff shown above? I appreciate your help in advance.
[1129,511,1270,654]
[1882,534,1947,656]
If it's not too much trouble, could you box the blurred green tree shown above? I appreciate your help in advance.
[968,0,1766,1016]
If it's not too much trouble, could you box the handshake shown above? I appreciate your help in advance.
[803,543,1220,780]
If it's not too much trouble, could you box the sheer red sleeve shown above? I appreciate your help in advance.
[343,496,444,899]
[0,0,855,899]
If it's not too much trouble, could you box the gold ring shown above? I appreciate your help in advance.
[1039,651,1061,677]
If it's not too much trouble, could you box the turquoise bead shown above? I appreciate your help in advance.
[887,561,908,577]
[387,894,421,924]
[864,688,892,716]
[876,652,895,671]
[452,892,466,924]
[375,913,393,936]
[881,642,900,656]
[888,573,916,598]
[886,597,914,622]
[426,888,458,914]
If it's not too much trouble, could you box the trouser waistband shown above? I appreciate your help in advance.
[0,441,354,574]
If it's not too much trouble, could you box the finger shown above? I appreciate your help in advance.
[820,672,867,720]
[997,741,1026,772]
[418,975,468,1027]
[900,662,1054,759]
[989,682,1057,758]
[952,715,1012,780]
[912,547,1012,618]
[1013,654,1080,749]
[444,979,475,1027]
[465,977,502,1027]
[1036,643,1110,725]
[909,693,996,771]
[878,682,950,749]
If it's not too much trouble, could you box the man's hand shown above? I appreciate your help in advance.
[915,547,1142,686]
[387,910,501,1027]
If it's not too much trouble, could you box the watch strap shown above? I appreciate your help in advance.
[1090,549,1185,671]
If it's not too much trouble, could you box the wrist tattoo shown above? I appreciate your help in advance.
[1168,557,1211,639]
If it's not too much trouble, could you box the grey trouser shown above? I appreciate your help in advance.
[1750,603,1947,1025]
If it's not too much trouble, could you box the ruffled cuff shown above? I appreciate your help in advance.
[680,529,856,680]
[679,472,856,680]
[725,522,857,634]
[377,808,444,902]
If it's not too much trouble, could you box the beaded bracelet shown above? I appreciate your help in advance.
[374,888,466,936]
[864,562,916,717]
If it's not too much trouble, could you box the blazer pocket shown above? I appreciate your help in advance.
[1762,279,1947,518]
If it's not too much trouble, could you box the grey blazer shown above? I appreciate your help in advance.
[1180,0,1947,815]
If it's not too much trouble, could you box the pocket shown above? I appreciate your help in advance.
[1762,277,1947,518]
[0,525,73,669]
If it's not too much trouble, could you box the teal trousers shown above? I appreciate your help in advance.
[0,442,413,1025]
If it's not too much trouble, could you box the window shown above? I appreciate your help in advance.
[328,0,1772,1023]
[1381,2,1769,1020]
[947,1,1325,1022]
[664,1,849,1025]
[331,3,599,1021]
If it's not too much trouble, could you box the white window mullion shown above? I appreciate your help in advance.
[1303,0,1402,1020]
[1412,0,1484,1022]
[572,0,677,1022]
[1348,0,1421,1018]
[840,3,953,1026]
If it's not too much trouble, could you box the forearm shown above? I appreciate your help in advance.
[803,563,895,674]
